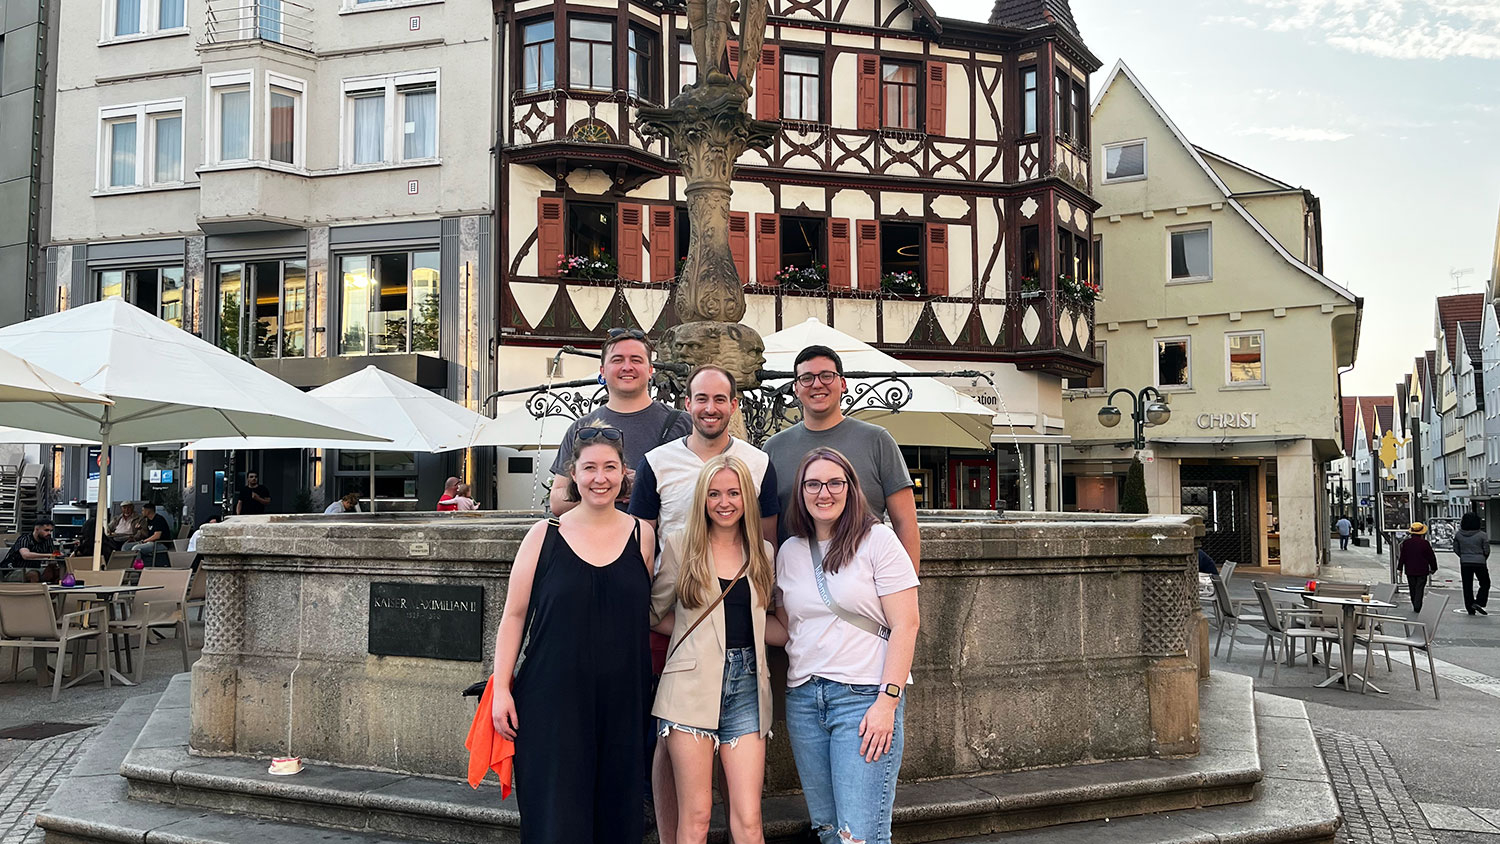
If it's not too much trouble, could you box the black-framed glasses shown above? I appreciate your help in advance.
[794,370,841,388]
[576,427,624,444]
[802,478,848,495]
[606,328,647,341]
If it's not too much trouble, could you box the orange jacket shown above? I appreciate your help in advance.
[464,676,515,798]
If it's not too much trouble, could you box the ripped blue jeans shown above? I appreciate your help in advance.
[785,676,905,844]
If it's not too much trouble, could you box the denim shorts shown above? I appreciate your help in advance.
[660,647,761,748]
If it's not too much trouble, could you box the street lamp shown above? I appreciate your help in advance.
[1098,387,1171,450]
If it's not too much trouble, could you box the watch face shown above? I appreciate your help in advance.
[883,683,902,698]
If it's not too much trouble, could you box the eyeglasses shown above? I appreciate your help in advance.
[606,328,648,341]
[794,370,841,387]
[802,478,848,495]
[576,427,623,444]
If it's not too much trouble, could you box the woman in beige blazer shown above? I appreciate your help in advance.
[651,454,785,844]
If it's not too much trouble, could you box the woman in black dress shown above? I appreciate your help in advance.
[491,424,656,843]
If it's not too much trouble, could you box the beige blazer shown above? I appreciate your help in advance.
[650,532,775,736]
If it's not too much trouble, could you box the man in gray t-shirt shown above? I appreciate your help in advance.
[764,345,920,569]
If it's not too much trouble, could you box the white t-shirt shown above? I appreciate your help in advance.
[774,524,919,688]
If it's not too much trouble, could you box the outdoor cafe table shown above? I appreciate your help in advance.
[46,583,161,687]
[1302,594,1397,694]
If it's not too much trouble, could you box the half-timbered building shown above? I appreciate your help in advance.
[492,0,1102,510]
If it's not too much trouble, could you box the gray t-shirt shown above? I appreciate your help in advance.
[548,401,692,476]
[764,417,913,540]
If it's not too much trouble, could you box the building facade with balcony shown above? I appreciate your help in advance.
[1060,63,1361,578]
[43,0,494,520]
[491,0,1101,510]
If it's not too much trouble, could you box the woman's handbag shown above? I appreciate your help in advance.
[809,540,890,640]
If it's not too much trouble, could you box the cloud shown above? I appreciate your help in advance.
[1206,15,1260,27]
[1238,125,1355,142]
[1235,0,1500,60]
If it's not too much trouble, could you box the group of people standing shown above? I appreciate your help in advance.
[490,328,922,844]
[1398,515,1491,615]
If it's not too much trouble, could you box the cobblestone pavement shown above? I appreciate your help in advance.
[0,727,98,844]
[1316,726,1441,844]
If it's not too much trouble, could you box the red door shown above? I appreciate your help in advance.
[948,459,996,510]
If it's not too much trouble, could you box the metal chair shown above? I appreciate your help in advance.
[1253,581,1338,684]
[106,569,191,683]
[1212,573,1265,661]
[1219,560,1238,586]
[105,551,139,571]
[1315,582,1369,599]
[164,551,196,569]
[0,583,108,701]
[1357,596,1448,699]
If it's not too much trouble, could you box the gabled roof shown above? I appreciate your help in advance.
[1091,62,1357,307]
[1395,382,1408,428]
[1375,404,1394,441]
[1360,397,1392,445]
[1436,293,1484,363]
[989,0,1079,38]
[1341,395,1358,456]
[1461,320,1483,365]
[1193,146,1295,193]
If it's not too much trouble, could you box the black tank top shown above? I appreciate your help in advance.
[718,576,753,649]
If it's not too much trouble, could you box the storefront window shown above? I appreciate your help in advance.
[333,450,418,500]
[215,260,308,358]
[995,443,1034,511]
[97,266,185,326]
[339,250,440,355]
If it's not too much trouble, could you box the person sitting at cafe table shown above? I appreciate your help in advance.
[123,503,172,562]
[110,501,143,543]
[4,518,58,568]
[73,514,123,559]
[324,492,362,514]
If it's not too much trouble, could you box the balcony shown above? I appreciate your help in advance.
[202,0,313,52]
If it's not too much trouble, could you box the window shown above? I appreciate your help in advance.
[96,267,185,327]
[1066,342,1105,391]
[781,216,826,272]
[207,73,253,164]
[1058,229,1089,284]
[1019,225,1040,285]
[568,202,615,261]
[783,52,820,121]
[1226,332,1265,386]
[1021,67,1038,135]
[214,260,308,358]
[1072,81,1087,145]
[334,451,418,501]
[98,100,184,189]
[106,0,185,39]
[1092,234,1102,294]
[881,62,919,130]
[627,26,655,101]
[343,71,440,167]
[569,19,614,91]
[1102,139,1145,182]
[880,221,921,291]
[679,41,697,89]
[266,75,304,166]
[1156,337,1191,390]
[521,20,556,93]
[1169,225,1212,281]
[257,0,282,41]
[338,251,440,355]
[1054,72,1068,138]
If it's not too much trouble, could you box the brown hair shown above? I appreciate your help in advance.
[563,422,632,502]
[676,456,772,609]
[785,447,878,574]
[686,364,737,397]
[601,331,654,361]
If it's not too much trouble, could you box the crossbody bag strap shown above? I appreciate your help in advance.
[665,552,752,664]
[513,518,560,678]
[657,409,687,446]
[810,540,891,641]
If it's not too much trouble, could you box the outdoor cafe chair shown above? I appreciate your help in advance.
[185,568,206,626]
[1253,581,1338,685]
[107,569,191,683]
[164,551,195,569]
[0,583,108,701]
[105,551,138,571]
[1315,582,1369,599]
[1356,595,1448,699]
[1212,573,1265,661]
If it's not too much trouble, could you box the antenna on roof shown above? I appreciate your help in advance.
[1450,267,1475,294]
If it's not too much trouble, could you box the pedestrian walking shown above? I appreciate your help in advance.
[1336,516,1352,551]
[650,455,781,844]
[1399,522,1439,613]
[775,447,920,844]
[490,424,655,843]
[1454,512,1490,616]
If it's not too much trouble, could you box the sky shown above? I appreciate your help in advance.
[929,0,1500,398]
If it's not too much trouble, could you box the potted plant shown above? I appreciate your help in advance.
[775,264,828,291]
[1057,273,1101,311]
[558,253,618,281]
[880,270,923,297]
[1018,276,1044,299]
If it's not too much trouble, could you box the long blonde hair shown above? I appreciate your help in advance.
[677,455,773,609]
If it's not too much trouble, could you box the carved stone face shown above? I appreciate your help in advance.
[662,321,766,390]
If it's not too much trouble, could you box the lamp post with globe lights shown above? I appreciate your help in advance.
[1098,387,1172,451]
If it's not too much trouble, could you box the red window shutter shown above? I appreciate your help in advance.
[856,220,880,291]
[926,223,949,296]
[858,55,880,131]
[926,62,947,136]
[729,212,751,285]
[728,43,740,79]
[537,198,564,277]
[828,218,852,289]
[618,204,644,281]
[649,206,675,282]
[756,213,780,285]
[756,46,780,121]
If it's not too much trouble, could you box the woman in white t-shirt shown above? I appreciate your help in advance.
[774,447,919,844]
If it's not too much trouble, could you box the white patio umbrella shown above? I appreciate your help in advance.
[186,365,505,510]
[762,319,995,450]
[0,299,386,565]
[477,401,590,450]
[0,348,112,405]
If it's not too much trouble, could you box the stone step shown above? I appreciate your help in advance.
[87,673,1263,844]
[937,692,1341,844]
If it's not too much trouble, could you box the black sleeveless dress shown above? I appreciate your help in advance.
[513,519,651,843]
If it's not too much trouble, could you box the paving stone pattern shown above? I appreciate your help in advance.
[1317,726,1441,844]
[0,727,98,844]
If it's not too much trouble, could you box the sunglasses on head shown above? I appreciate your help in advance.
[576,427,623,444]
[606,328,648,341]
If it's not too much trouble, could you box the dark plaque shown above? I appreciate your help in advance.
[368,582,484,662]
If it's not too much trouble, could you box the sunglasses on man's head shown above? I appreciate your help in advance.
[576,427,623,444]
[606,328,648,341]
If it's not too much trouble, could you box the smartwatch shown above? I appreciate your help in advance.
[881,683,903,700]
